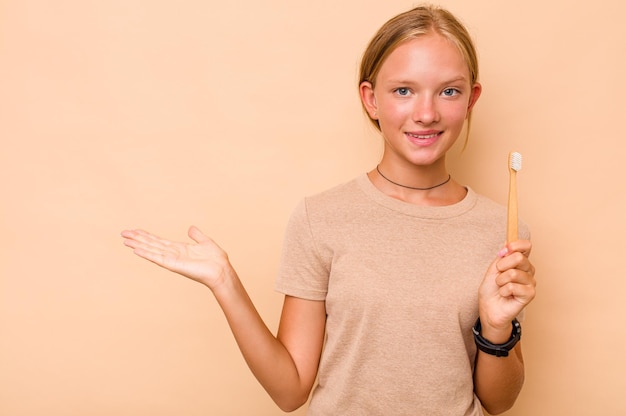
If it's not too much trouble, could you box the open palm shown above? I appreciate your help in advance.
[121,226,230,289]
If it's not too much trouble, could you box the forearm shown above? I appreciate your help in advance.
[474,240,535,414]
[210,270,312,411]
[473,343,525,415]
[121,227,320,410]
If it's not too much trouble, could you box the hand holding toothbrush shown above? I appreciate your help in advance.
[477,152,536,343]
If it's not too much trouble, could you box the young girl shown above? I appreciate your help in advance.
[122,5,536,415]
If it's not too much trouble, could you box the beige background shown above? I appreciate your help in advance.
[1,0,623,415]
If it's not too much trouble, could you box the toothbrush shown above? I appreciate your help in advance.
[507,152,522,244]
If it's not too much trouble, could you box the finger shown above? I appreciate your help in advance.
[506,239,532,257]
[121,229,155,238]
[487,249,507,276]
[495,268,535,288]
[122,229,172,251]
[123,237,179,266]
[127,233,184,266]
[132,246,169,267]
[121,229,155,243]
[123,236,169,259]
[132,229,167,245]
[121,229,141,241]
[496,251,534,275]
[498,281,536,305]
[188,226,211,244]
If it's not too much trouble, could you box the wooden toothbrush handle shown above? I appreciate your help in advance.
[507,169,518,244]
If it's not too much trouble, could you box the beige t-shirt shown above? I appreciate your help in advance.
[275,174,528,416]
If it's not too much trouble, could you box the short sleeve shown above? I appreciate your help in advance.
[274,199,330,301]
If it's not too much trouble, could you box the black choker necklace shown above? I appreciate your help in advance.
[376,165,451,191]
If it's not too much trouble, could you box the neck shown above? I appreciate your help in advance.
[375,165,451,191]
[367,169,467,207]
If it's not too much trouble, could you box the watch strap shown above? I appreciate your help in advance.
[472,318,521,357]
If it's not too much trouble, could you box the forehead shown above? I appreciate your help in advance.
[377,34,470,83]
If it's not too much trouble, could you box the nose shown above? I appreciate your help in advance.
[412,96,439,125]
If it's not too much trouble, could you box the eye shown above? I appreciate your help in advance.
[442,88,460,97]
[394,87,411,96]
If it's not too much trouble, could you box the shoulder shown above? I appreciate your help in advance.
[300,176,367,219]
[282,175,372,242]
[305,176,363,205]
[284,175,362,224]
[472,191,507,216]
[469,189,531,239]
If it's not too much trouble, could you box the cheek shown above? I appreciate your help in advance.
[377,99,413,123]
[442,102,470,125]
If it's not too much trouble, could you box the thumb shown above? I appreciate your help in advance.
[188,225,211,244]
[487,245,511,275]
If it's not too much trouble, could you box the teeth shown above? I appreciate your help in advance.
[408,133,438,139]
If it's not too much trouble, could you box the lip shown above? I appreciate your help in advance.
[405,130,443,147]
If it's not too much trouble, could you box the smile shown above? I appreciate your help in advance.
[407,132,440,139]
[405,131,442,147]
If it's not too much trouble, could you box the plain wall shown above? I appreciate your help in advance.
[1,0,624,414]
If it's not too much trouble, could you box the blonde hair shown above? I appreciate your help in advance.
[359,5,479,147]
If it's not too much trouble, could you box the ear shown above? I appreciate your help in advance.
[359,81,379,120]
[466,82,482,115]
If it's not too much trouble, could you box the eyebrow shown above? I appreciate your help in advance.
[387,76,468,85]
[442,76,468,84]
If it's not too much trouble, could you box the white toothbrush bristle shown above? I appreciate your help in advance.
[510,152,522,171]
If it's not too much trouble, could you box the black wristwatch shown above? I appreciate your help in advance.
[472,318,521,357]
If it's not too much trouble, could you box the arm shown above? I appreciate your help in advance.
[121,227,326,412]
[474,240,536,415]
